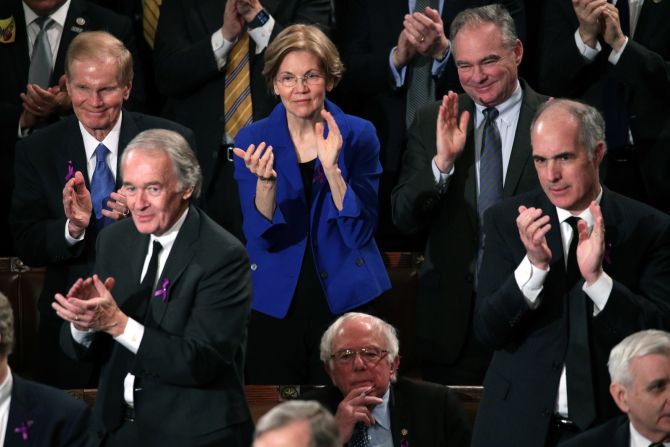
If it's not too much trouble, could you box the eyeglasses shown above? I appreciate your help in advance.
[330,347,389,366]
[276,71,324,88]
[455,54,507,74]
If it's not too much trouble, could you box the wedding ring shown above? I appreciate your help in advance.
[419,34,425,42]
[75,314,80,322]
[122,208,130,216]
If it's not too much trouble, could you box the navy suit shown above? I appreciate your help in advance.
[4,373,89,447]
[61,206,253,446]
[472,188,670,447]
[559,415,630,447]
[10,111,195,388]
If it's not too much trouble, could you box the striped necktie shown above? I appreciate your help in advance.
[405,0,437,128]
[478,107,503,221]
[28,16,54,88]
[224,32,253,142]
[143,0,162,48]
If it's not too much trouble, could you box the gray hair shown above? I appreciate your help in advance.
[450,4,518,54]
[254,400,340,447]
[65,31,133,86]
[122,129,203,199]
[319,313,399,369]
[608,330,670,388]
[531,99,607,160]
[0,293,14,357]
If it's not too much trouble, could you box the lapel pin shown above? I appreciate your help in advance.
[0,16,16,43]
[76,17,86,26]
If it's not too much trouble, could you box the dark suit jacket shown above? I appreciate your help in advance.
[10,111,194,387]
[0,0,145,255]
[61,206,253,445]
[153,0,331,237]
[304,377,471,447]
[559,415,630,447]
[472,188,670,447]
[234,99,390,317]
[537,0,670,212]
[4,373,89,447]
[334,0,526,177]
[391,80,545,369]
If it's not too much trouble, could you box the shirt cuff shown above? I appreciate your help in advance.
[389,47,407,88]
[114,318,144,354]
[608,36,628,65]
[431,47,451,75]
[583,271,613,316]
[65,219,85,246]
[574,29,601,60]
[432,156,453,190]
[248,16,275,54]
[70,324,94,348]
[212,29,236,71]
[515,256,549,308]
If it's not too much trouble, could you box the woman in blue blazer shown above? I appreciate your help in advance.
[233,24,390,384]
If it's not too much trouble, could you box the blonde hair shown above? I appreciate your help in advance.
[65,31,133,86]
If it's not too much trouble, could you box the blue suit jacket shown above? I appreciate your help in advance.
[234,99,390,317]
[4,373,89,446]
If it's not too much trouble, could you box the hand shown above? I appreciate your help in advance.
[601,2,626,51]
[334,385,384,443]
[233,142,277,182]
[315,109,343,173]
[222,0,245,41]
[236,0,262,23]
[52,276,116,332]
[577,201,605,284]
[392,29,417,69]
[63,171,92,238]
[403,7,450,59]
[516,206,552,270]
[20,82,68,118]
[573,0,608,48]
[102,190,130,221]
[435,91,469,173]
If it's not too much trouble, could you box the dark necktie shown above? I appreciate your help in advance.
[28,16,54,88]
[91,143,115,227]
[649,443,665,447]
[349,422,370,447]
[102,240,162,429]
[564,216,596,430]
[616,0,630,36]
[478,107,503,221]
[405,0,437,127]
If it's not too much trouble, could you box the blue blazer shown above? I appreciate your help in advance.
[234,99,390,317]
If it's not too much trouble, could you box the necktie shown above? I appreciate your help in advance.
[91,143,115,227]
[649,443,665,447]
[138,240,163,323]
[224,32,253,143]
[349,422,370,447]
[616,0,630,36]
[478,107,503,221]
[143,0,163,48]
[405,0,437,128]
[28,17,54,88]
[564,216,596,430]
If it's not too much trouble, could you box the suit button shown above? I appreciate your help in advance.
[250,263,258,271]
[320,271,328,279]
[355,258,364,266]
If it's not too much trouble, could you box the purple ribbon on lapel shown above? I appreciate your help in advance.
[153,278,170,303]
[65,160,75,181]
[604,242,613,265]
[14,420,33,441]
[313,165,325,184]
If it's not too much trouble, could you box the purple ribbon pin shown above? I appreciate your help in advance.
[604,242,613,265]
[65,160,75,181]
[153,278,170,303]
[15,420,33,441]
[313,165,325,184]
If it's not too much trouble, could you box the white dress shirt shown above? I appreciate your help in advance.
[0,368,13,447]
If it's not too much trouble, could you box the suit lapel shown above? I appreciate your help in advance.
[9,0,30,86]
[117,111,139,189]
[633,0,669,44]
[461,96,478,232]
[200,0,225,36]
[388,383,406,447]
[115,230,150,314]
[504,82,535,197]
[5,375,34,447]
[63,117,91,191]
[147,207,199,326]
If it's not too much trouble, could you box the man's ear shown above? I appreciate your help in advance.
[610,382,631,414]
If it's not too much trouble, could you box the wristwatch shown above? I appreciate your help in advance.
[248,9,270,29]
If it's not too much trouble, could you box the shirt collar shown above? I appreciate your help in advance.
[23,0,70,28]
[80,111,123,163]
[371,386,391,431]
[0,367,13,407]
[629,421,670,447]
[474,80,522,127]
[555,186,603,227]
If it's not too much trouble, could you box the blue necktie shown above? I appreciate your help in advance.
[478,107,503,221]
[349,422,370,447]
[91,143,115,227]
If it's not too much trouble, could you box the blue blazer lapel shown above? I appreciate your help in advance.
[268,105,307,207]
[147,207,199,326]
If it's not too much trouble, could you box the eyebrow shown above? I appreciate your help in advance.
[532,152,575,161]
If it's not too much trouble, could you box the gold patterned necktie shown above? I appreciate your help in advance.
[224,32,253,142]
[143,0,162,48]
